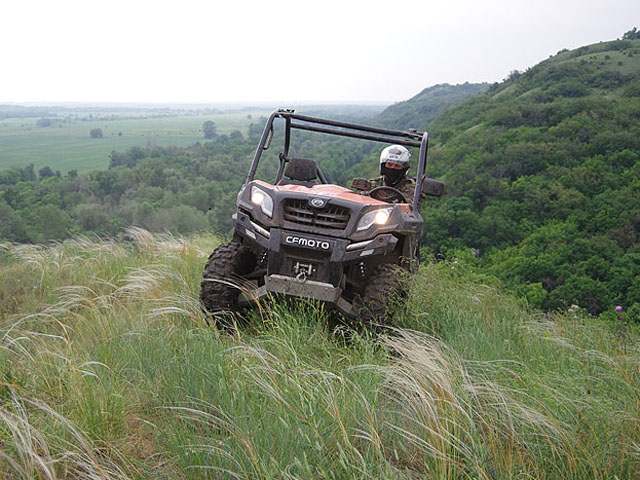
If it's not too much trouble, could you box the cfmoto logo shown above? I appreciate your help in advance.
[285,235,331,250]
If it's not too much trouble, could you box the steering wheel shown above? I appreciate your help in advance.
[369,186,408,203]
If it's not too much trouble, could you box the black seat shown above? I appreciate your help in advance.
[277,158,319,186]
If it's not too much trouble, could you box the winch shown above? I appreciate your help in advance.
[294,261,315,283]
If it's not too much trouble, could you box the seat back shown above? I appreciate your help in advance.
[277,158,319,186]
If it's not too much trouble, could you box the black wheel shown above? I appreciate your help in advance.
[355,264,406,328]
[200,238,256,317]
[369,186,407,204]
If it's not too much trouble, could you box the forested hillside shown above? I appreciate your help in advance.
[420,37,640,315]
[374,82,489,130]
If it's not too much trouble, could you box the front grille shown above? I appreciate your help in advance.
[283,199,350,230]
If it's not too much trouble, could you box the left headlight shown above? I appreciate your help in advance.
[251,186,274,217]
[356,207,393,231]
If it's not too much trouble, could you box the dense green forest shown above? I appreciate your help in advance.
[1,35,640,320]
[420,37,640,316]
[0,140,252,242]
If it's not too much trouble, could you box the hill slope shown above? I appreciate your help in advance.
[421,38,640,315]
[374,82,489,130]
[1,231,639,478]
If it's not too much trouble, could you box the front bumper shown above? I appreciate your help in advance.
[235,211,398,286]
[242,274,359,317]
[234,211,400,317]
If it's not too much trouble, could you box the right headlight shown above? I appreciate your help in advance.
[356,207,393,231]
[250,186,274,217]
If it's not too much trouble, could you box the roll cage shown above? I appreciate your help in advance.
[245,109,430,209]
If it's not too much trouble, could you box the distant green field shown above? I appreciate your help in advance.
[0,110,268,173]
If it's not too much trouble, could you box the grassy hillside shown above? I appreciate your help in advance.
[374,83,489,130]
[1,231,639,479]
[417,38,640,315]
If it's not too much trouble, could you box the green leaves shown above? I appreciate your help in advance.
[419,39,640,315]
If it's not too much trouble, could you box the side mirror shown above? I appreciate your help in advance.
[421,177,444,197]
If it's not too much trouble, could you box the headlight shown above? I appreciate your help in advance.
[356,207,393,231]
[251,186,273,217]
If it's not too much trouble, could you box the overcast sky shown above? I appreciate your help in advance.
[1,0,638,105]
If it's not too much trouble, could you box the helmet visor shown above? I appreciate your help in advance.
[384,160,405,170]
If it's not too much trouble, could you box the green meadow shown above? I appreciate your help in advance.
[0,110,268,173]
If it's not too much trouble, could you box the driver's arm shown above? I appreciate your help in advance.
[398,179,421,205]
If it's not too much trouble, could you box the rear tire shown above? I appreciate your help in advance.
[355,264,406,328]
[200,238,256,318]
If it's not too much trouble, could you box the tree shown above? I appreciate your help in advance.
[229,130,244,141]
[72,203,109,233]
[248,117,268,137]
[90,128,103,138]
[38,166,55,179]
[202,121,217,139]
[505,70,521,82]
[36,118,52,128]
[33,204,71,241]
[0,201,27,242]
[622,27,640,40]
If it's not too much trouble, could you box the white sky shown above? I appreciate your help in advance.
[1,0,638,104]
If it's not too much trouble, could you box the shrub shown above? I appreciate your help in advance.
[35,118,52,128]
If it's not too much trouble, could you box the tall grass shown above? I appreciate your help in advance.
[1,230,638,478]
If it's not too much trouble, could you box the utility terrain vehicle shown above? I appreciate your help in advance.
[200,109,443,324]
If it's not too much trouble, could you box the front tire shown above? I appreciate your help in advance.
[355,264,406,328]
[200,238,256,317]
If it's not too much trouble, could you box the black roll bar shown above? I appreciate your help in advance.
[246,110,281,183]
[413,132,429,208]
[290,122,422,149]
[289,112,424,141]
[246,109,430,209]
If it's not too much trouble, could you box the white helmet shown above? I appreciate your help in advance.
[380,145,411,170]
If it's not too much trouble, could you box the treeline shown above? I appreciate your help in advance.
[0,139,254,243]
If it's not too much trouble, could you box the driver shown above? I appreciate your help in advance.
[351,145,416,203]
